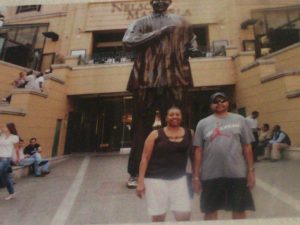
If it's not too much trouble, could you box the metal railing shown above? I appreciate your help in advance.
[77,46,227,66]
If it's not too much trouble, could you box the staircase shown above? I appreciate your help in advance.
[0,61,68,158]
[234,42,300,158]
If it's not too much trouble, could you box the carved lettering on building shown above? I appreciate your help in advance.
[111,2,192,20]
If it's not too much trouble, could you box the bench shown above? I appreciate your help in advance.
[12,155,69,179]
[283,146,300,161]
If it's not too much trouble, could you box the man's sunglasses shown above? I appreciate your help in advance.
[212,99,228,104]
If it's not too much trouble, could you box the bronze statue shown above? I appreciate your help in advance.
[123,0,199,187]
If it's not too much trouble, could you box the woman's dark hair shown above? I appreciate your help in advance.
[26,70,33,76]
[263,123,269,130]
[167,106,182,115]
[30,137,37,142]
[6,123,18,135]
[36,72,43,78]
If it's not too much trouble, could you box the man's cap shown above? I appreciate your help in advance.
[210,92,228,103]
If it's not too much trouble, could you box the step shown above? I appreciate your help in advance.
[0,101,10,107]
[284,146,300,161]
[12,155,69,179]
[0,105,26,116]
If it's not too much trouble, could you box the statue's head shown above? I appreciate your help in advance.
[150,0,172,13]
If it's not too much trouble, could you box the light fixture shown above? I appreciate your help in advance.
[42,31,59,41]
[241,19,258,29]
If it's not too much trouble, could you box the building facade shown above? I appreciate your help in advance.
[0,0,300,157]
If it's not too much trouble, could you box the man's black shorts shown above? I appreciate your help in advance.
[201,177,255,213]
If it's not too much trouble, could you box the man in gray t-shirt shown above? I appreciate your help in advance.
[192,92,255,220]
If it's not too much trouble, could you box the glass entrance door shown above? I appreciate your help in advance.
[65,96,133,153]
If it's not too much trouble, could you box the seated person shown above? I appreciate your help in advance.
[33,72,44,92]
[1,72,26,103]
[257,123,271,158]
[25,71,36,89]
[266,125,291,161]
[12,71,26,88]
[22,138,50,176]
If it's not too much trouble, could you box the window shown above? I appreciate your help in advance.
[93,31,132,64]
[0,24,48,70]
[252,6,300,57]
[192,25,209,56]
[243,40,256,51]
[16,5,41,14]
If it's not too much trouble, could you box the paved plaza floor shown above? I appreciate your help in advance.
[0,154,300,225]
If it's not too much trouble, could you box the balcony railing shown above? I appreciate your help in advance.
[77,46,226,66]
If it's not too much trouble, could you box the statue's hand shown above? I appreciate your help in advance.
[160,25,176,36]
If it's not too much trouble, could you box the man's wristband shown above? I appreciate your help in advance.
[248,167,255,172]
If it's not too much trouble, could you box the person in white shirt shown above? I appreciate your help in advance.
[246,111,259,162]
[12,139,25,165]
[33,72,44,92]
[24,70,36,89]
[0,123,19,200]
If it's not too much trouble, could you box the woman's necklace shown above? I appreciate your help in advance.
[165,127,184,141]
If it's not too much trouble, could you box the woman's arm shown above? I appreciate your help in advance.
[192,146,203,194]
[136,130,158,198]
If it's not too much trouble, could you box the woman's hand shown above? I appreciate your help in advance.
[136,181,145,199]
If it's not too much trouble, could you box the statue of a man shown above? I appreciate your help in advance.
[123,0,199,187]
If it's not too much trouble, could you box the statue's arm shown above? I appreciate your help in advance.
[123,21,174,49]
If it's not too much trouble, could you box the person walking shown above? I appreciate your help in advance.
[193,92,255,220]
[0,123,19,200]
[136,106,193,222]
[246,111,260,162]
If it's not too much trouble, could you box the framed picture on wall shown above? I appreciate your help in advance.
[71,49,86,58]
[243,40,256,51]
[212,40,229,56]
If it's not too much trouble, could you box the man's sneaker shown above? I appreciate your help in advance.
[43,171,50,175]
[127,177,137,189]
[4,194,15,200]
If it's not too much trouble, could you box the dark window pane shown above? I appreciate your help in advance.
[15,27,36,46]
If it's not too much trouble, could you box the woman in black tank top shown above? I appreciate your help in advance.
[136,106,193,222]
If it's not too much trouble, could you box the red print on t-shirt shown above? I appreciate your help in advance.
[210,123,231,142]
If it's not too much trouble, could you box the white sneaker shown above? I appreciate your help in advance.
[127,177,137,189]
[4,194,15,200]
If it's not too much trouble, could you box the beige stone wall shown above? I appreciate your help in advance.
[264,43,300,72]
[0,64,68,157]
[4,1,300,57]
[67,63,131,95]
[66,57,236,95]
[235,50,300,146]
[85,0,227,30]
[190,58,236,87]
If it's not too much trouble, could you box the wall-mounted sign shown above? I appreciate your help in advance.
[111,2,192,20]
